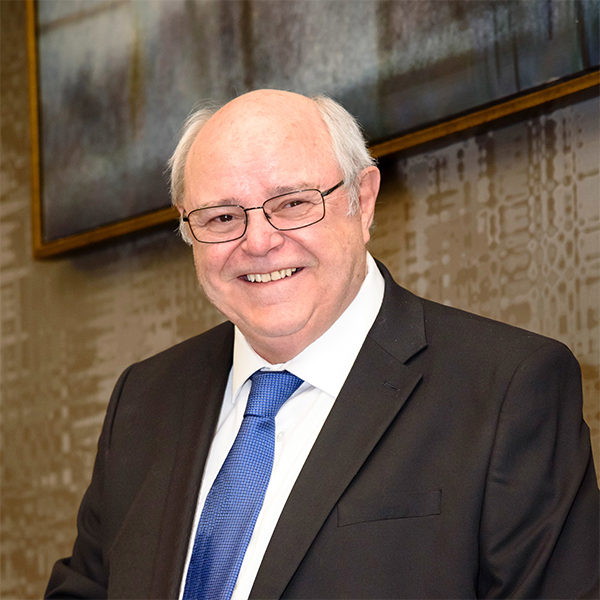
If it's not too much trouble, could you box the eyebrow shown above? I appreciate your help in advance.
[265,182,315,197]
[195,198,240,209]
[193,182,317,209]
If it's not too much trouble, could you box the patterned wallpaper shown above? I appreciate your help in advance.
[1,3,598,598]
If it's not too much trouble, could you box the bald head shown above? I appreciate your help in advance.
[200,89,329,144]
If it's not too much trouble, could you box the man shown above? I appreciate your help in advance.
[46,90,599,599]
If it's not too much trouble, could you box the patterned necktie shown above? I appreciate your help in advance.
[183,370,303,600]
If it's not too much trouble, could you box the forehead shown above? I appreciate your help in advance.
[184,99,338,198]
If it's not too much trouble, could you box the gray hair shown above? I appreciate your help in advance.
[311,95,375,215]
[168,94,374,244]
[167,105,217,243]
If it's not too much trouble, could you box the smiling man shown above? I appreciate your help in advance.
[46,90,598,600]
[179,91,379,364]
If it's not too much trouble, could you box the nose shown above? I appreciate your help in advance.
[241,207,285,255]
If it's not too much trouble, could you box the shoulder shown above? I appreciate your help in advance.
[119,321,234,390]
[420,294,572,364]
[100,321,234,440]
[377,260,575,373]
[137,320,233,367]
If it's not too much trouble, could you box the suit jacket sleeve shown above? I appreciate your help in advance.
[44,323,232,600]
[477,341,599,598]
[45,366,134,599]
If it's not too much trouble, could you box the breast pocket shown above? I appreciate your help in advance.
[337,490,442,527]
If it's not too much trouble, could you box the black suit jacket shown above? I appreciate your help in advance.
[46,263,599,599]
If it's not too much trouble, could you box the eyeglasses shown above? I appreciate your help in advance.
[182,180,344,244]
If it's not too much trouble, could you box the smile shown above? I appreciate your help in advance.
[245,268,298,283]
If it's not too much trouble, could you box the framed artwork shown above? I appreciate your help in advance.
[27,0,599,258]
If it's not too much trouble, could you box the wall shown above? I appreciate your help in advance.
[1,3,598,598]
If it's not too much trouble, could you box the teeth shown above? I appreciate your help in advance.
[246,268,297,283]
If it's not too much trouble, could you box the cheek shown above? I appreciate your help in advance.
[192,247,224,292]
[327,217,366,257]
[362,221,371,245]
[192,247,206,282]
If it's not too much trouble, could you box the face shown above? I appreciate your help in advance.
[182,91,379,363]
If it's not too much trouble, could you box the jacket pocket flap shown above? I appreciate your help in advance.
[337,490,441,527]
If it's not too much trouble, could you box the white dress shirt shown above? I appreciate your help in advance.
[180,253,385,600]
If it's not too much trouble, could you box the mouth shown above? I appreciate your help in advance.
[243,267,300,283]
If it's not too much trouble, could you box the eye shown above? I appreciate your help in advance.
[212,213,235,223]
[192,207,244,229]
[285,199,307,208]
[271,196,308,212]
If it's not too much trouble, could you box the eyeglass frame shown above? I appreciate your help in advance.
[182,180,345,244]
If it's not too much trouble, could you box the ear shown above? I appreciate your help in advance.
[357,166,380,244]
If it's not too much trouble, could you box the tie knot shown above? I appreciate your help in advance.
[246,370,303,419]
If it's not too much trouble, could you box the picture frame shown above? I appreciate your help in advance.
[27,0,599,258]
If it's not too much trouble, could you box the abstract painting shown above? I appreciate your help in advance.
[29,0,599,254]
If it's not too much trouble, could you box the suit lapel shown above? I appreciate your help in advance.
[148,324,234,599]
[251,268,428,599]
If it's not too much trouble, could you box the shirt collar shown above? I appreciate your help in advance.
[232,252,385,399]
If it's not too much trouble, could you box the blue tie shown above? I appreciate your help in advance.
[183,370,303,600]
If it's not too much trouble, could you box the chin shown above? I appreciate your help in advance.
[238,310,313,341]
[248,319,307,340]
